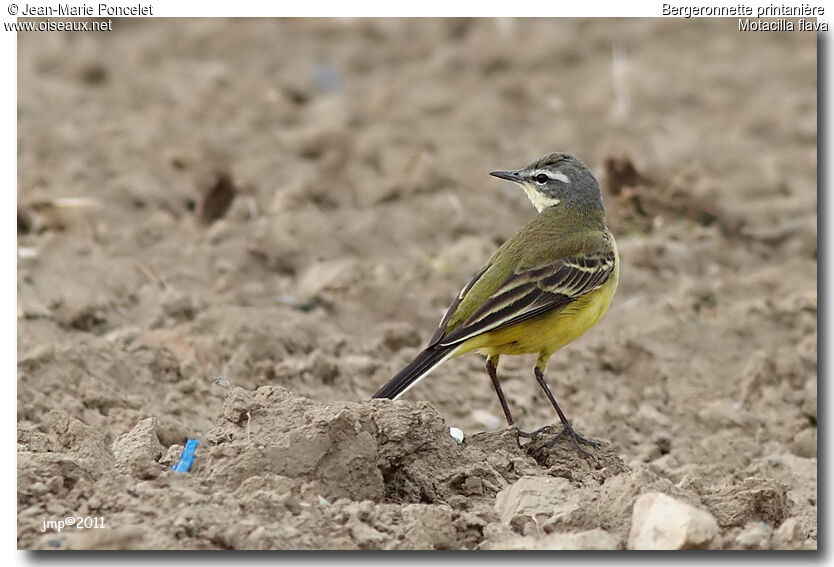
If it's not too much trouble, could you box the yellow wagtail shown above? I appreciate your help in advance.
[373,152,619,453]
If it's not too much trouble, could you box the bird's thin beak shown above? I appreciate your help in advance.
[489,170,522,183]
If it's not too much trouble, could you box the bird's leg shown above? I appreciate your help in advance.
[485,356,539,449]
[485,354,516,427]
[533,365,599,458]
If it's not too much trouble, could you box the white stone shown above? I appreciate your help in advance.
[448,427,464,444]
[627,492,719,550]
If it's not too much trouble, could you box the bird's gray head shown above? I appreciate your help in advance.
[490,152,603,213]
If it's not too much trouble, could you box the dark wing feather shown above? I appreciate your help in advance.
[427,264,488,346]
[437,251,616,347]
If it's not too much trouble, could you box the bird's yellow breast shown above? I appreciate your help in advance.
[457,247,620,359]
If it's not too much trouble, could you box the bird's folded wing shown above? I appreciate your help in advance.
[427,264,488,346]
[436,251,616,347]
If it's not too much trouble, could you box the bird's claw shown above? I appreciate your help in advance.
[516,422,599,462]
[514,424,558,439]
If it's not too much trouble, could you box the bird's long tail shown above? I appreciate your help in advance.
[372,345,458,399]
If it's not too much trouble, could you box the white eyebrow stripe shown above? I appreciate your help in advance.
[531,169,571,184]
[552,171,570,183]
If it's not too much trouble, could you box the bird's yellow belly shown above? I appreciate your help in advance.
[460,268,619,358]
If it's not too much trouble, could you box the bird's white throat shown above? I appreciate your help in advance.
[523,185,561,212]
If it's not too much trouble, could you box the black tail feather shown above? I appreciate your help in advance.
[372,346,453,399]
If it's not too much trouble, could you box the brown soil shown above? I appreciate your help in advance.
[17,18,817,550]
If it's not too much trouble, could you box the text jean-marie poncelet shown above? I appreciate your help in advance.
[19,3,153,16]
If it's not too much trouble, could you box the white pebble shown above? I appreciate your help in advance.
[449,427,465,444]
[627,492,718,550]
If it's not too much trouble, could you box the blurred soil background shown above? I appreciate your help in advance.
[17,18,816,549]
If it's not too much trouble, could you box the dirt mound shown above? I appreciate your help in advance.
[19,386,812,550]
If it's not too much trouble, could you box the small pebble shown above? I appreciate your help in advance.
[627,492,719,550]
[449,427,465,444]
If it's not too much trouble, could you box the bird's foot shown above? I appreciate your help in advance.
[520,422,599,462]
[514,424,558,439]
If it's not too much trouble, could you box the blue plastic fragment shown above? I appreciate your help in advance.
[171,439,199,473]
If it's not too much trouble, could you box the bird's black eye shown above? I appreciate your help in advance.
[535,173,549,184]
